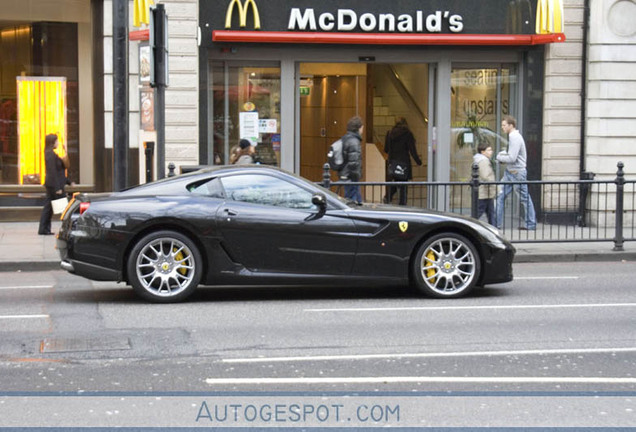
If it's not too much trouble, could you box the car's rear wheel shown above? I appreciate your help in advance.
[412,233,480,298]
[127,230,202,303]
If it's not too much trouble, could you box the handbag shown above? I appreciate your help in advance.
[389,161,408,181]
[51,196,69,214]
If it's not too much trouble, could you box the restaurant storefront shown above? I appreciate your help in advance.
[199,0,564,205]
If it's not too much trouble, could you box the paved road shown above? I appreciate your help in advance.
[1,262,635,427]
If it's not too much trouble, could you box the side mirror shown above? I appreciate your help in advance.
[306,193,327,221]
[312,193,327,209]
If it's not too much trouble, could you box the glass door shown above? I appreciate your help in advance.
[449,65,518,213]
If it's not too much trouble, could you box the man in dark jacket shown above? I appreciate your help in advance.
[384,117,422,205]
[339,116,364,204]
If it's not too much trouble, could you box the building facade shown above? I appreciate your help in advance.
[1,0,635,214]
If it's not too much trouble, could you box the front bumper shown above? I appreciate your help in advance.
[482,243,515,284]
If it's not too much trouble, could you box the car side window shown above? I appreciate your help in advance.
[187,178,225,198]
[221,174,315,209]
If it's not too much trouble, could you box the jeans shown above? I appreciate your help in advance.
[496,168,536,230]
[344,184,362,204]
[478,198,496,226]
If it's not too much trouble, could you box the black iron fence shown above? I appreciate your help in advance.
[321,162,635,250]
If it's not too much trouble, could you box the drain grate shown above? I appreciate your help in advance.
[40,336,132,353]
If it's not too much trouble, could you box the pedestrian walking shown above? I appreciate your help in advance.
[38,133,69,235]
[339,116,363,204]
[473,142,496,225]
[496,115,536,230]
[383,117,422,205]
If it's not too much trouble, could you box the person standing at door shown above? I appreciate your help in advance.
[231,139,256,165]
[339,116,363,204]
[384,117,422,205]
[38,133,70,235]
[496,115,536,230]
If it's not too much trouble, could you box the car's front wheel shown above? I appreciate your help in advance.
[127,230,202,303]
[412,233,480,298]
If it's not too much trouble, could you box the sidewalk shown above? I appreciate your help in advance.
[0,222,634,273]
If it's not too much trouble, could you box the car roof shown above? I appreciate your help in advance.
[116,164,345,205]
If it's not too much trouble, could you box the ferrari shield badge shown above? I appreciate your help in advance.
[399,221,408,232]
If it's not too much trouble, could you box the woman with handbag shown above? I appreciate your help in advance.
[38,133,70,235]
[383,117,422,205]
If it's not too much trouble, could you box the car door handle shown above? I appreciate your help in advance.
[223,208,238,216]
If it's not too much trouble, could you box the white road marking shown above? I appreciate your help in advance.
[305,303,636,313]
[221,347,636,364]
[205,376,636,385]
[0,286,53,290]
[516,276,579,280]
[0,314,49,320]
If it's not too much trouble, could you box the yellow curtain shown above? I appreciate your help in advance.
[17,78,67,185]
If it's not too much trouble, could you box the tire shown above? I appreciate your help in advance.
[412,233,481,298]
[127,230,202,303]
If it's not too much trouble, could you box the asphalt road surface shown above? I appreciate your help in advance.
[1,261,635,428]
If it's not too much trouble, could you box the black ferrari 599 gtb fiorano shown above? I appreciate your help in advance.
[57,165,514,302]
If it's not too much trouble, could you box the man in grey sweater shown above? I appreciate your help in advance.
[495,115,536,230]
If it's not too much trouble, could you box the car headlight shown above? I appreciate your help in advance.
[484,223,504,238]
[472,221,507,245]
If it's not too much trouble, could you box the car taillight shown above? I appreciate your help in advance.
[79,202,90,215]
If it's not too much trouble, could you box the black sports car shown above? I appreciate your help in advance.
[57,165,514,302]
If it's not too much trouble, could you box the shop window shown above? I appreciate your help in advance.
[450,65,517,212]
[210,62,281,166]
[0,22,78,187]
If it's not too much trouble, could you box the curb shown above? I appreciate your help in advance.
[513,252,636,263]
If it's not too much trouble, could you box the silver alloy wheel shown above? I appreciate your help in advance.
[135,237,196,297]
[419,236,477,295]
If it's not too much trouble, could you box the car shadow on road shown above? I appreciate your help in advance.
[187,284,507,304]
[52,281,509,304]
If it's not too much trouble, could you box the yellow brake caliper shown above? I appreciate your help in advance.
[174,247,187,275]
[425,250,437,282]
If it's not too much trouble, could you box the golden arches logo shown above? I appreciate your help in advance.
[133,0,154,27]
[225,0,261,30]
[536,0,564,34]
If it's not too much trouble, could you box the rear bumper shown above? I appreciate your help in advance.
[57,237,121,282]
[60,258,121,281]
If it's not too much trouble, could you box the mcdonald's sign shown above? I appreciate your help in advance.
[536,0,563,34]
[134,0,154,27]
[225,0,261,30]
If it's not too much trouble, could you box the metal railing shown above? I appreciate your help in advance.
[321,162,635,250]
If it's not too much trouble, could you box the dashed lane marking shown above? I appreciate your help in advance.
[0,286,53,290]
[221,347,636,364]
[205,376,636,385]
[304,303,636,313]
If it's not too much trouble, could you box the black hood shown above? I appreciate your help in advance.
[388,125,411,140]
